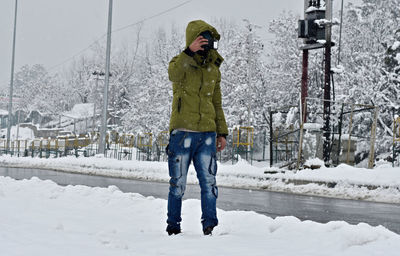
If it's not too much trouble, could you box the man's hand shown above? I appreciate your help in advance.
[189,36,208,52]
[216,136,226,152]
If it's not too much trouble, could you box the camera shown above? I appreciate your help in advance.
[200,30,218,50]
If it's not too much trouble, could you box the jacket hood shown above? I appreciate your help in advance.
[185,20,221,47]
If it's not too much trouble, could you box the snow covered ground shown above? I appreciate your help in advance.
[1,155,400,203]
[1,176,399,256]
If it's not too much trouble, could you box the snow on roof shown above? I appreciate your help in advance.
[0,109,8,116]
[63,103,94,119]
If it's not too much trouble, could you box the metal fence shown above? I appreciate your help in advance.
[0,129,275,166]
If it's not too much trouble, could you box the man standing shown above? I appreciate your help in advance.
[166,20,228,236]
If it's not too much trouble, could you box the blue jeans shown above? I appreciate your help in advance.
[167,130,218,230]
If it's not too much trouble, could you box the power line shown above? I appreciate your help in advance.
[47,0,193,72]
[47,39,103,72]
[112,0,192,34]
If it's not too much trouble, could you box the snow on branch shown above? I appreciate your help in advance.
[314,18,340,27]
[331,65,345,74]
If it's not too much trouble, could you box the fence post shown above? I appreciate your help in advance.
[269,110,273,167]
[368,107,379,169]
[55,139,59,158]
[39,140,43,158]
[31,141,34,157]
[64,137,68,156]
[346,104,355,165]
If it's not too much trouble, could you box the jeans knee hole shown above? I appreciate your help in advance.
[208,154,217,176]
[212,186,218,198]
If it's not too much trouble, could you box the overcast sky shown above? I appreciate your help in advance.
[0,0,353,89]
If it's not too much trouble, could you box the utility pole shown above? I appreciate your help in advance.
[99,0,113,154]
[93,72,99,133]
[299,0,334,167]
[7,0,18,151]
[323,0,333,165]
[16,110,21,140]
[92,71,105,133]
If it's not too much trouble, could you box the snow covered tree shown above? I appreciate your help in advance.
[218,20,267,127]
[383,30,400,109]
[122,25,183,134]
[336,0,400,154]
[265,11,326,127]
[265,12,302,110]
[14,64,50,110]
[14,64,66,115]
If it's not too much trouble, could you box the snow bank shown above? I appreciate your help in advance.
[267,162,400,188]
[1,155,400,203]
[0,176,399,256]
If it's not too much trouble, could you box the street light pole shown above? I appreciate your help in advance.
[7,0,18,151]
[98,0,113,154]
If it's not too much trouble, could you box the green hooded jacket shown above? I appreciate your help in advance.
[168,20,228,136]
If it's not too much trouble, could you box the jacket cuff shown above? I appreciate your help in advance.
[183,47,195,57]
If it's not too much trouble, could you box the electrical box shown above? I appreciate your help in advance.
[298,8,326,44]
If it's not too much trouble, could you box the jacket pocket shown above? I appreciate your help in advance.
[168,154,183,179]
[178,97,182,113]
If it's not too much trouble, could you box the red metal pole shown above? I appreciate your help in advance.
[301,49,309,123]
[323,44,332,165]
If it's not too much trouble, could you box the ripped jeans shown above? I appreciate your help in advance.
[166,130,218,230]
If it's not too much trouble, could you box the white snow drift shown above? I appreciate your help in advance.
[0,176,399,256]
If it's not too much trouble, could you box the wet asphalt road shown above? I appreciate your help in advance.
[1,167,399,234]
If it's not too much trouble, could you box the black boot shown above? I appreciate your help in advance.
[203,226,214,235]
[166,225,181,236]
